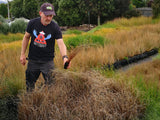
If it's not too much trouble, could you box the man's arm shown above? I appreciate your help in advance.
[56,38,70,68]
[20,32,30,66]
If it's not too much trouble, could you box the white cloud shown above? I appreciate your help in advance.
[0,0,6,2]
[0,0,12,3]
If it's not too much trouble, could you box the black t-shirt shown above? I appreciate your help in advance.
[26,17,62,61]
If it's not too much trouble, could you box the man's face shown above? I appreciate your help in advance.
[39,12,53,26]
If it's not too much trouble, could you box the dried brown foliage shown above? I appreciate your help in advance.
[54,22,160,71]
[124,59,160,85]
[18,70,144,120]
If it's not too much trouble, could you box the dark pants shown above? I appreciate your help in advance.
[26,60,54,91]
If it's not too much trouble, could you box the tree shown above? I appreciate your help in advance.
[0,4,8,18]
[57,0,115,26]
[6,0,11,21]
[112,0,130,18]
[22,0,39,19]
[9,0,126,26]
[88,0,114,26]
[132,0,146,8]
[10,0,60,19]
[57,0,85,26]
[10,0,24,18]
[152,0,160,18]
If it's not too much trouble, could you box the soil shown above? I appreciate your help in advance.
[60,24,96,32]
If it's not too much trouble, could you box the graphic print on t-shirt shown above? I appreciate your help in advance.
[33,29,51,47]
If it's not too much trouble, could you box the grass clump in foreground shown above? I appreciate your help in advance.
[18,70,144,120]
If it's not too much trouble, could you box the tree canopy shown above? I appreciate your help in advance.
[0,3,8,18]
[113,0,130,17]
[132,0,146,8]
[7,0,150,26]
[57,0,85,26]
[152,0,160,18]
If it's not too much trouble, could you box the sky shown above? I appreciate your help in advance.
[0,0,13,3]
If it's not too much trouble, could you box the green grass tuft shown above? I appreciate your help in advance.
[0,33,23,43]
[88,23,117,33]
[65,34,106,49]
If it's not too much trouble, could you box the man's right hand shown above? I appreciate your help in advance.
[20,54,26,66]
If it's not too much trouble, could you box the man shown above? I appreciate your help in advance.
[20,2,70,91]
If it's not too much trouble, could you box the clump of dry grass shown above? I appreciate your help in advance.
[124,59,160,85]
[18,70,144,120]
[94,28,116,36]
[0,40,22,52]
[111,17,153,27]
[105,24,160,59]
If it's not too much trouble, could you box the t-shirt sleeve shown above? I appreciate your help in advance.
[26,20,33,34]
[54,23,62,40]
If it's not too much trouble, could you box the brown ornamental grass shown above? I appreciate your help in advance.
[18,70,144,120]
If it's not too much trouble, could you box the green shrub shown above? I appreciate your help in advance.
[65,35,105,49]
[10,19,28,33]
[0,15,9,34]
[0,15,6,23]
[132,0,146,8]
[0,22,9,34]
[123,9,141,18]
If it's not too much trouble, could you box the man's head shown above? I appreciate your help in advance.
[40,3,56,16]
[39,3,55,26]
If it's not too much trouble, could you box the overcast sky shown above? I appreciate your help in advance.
[0,0,13,3]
